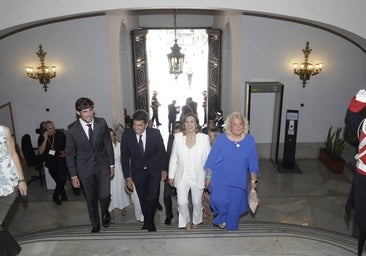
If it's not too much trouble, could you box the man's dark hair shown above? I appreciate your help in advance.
[132,109,149,124]
[75,97,94,111]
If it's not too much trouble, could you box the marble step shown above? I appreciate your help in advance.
[16,222,357,252]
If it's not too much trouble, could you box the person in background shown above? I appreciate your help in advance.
[202,126,221,224]
[208,127,221,146]
[168,100,179,134]
[0,125,27,197]
[201,119,215,135]
[124,108,132,129]
[150,91,162,127]
[108,128,130,223]
[180,98,193,123]
[121,109,167,232]
[344,89,366,256]
[66,97,115,233]
[164,124,183,225]
[214,110,225,132]
[188,97,198,115]
[38,121,68,205]
[204,112,259,230]
[168,113,211,231]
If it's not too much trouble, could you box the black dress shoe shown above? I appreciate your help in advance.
[164,215,173,225]
[102,213,110,228]
[91,225,100,233]
[156,202,163,211]
[148,224,156,232]
[141,223,150,230]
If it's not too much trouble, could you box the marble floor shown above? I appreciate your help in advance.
[4,159,359,255]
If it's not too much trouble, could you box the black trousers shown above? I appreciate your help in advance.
[151,110,160,126]
[135,170,160,226]
[163,179,173,217]
[46,159,68,201]
[48,168,67,201]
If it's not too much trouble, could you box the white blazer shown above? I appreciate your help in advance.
[168,132,211,188]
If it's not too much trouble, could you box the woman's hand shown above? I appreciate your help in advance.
[205,168,212,189]
[18,180,27,197]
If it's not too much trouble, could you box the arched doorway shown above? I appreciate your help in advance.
[131,28,221,138]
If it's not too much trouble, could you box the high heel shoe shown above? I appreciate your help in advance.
[218,222,226,230]
[109,212,115,224]
[121,208,127,216]
[185,221,192,231]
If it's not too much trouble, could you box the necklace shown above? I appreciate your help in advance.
[230,134,244,148]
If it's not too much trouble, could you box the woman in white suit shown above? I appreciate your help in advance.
[168,113,211,231]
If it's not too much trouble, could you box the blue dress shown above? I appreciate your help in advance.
[204,133,259,230]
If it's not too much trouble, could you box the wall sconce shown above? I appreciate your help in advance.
[25,45,56,92]
[293,41,323,88]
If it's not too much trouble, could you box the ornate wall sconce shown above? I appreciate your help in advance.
[293,41,323,88]
[25,45,56,92]
[167,9,185,79]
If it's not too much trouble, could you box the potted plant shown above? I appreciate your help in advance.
[319,126,345,173]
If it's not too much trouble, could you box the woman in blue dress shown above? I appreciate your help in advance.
[204,112,259,230]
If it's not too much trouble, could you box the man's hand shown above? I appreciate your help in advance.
[71,176,80,188]
[110,166,115,177]
[125,178,134,194]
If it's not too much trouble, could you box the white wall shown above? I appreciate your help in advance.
[0,16,113,145]
[0,13,366,149]
[241,15,366,142]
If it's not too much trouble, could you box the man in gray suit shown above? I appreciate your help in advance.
[66,97,114,233]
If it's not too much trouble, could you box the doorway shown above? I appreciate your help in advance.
[131,28,222,141]
[245,82,284,167]
[146,29,208,137]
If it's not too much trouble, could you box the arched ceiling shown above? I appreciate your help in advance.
[1,1,365,52]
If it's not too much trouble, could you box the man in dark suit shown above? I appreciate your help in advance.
[66,97,115,233]
[168,100,179,134]
[121,109,167,232]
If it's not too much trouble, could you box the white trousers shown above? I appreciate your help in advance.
[176,180,203,228]
[130,184,144,222]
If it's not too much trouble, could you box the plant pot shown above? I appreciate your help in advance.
[319,148,345,173]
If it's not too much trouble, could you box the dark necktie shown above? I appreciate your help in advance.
[87,124,93,143]
[138,134,144,154]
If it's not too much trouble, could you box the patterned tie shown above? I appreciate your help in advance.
[87,124,93,143]
[138,134,144,154]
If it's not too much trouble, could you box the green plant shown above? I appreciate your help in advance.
[325,126,345,159]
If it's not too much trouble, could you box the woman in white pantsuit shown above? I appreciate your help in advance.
[168,113,211,231]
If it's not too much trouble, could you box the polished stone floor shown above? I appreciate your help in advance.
[4,159,359,255]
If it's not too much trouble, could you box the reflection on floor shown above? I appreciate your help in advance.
[5,159,358,255]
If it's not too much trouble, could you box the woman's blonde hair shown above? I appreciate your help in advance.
[223,111,249,136]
